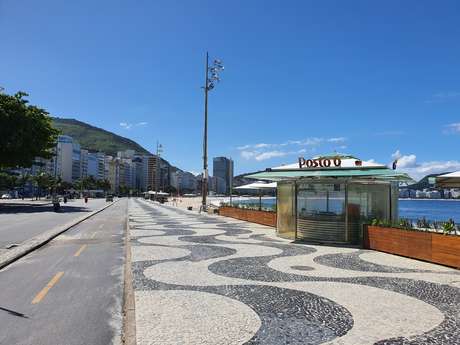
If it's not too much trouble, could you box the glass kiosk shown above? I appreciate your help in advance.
[247,154,407,245]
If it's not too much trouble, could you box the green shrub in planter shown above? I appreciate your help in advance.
[442,219,456,235]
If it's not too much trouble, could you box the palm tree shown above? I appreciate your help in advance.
[96,179,111,192]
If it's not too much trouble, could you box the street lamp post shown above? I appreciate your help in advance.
[202,52,224,211]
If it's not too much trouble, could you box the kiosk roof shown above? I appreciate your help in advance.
[245,154,412,182]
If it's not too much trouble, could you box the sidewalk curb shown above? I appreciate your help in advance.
[0,199,119,270]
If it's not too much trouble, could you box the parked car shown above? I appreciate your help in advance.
[1,194,11,199]
[106,195,114,202]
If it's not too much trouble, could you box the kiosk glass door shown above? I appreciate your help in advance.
[296,183,347,242]
[347,183,391,243]
[277,182,296,239]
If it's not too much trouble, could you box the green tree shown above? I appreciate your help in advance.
[0,91,59,169]
[60,181,74,192]
[119,184,129,195]
[16,172,31,199]
[83,176,97,190]
[164,185,177,194]
[96,179,111,192]
[0,172,17,191]
[32,173,54,199]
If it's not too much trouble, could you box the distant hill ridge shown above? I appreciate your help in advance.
[51,117,189,176]
[52,117,151,156]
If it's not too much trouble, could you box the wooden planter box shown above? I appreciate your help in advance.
[219,206,277,227]
[364,225,460,269]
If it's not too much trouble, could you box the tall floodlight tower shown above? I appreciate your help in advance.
[202,52,224,210]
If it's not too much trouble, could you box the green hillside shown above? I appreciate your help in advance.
[52,117,151,156]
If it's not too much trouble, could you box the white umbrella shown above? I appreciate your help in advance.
[436,171,460,188]
[234,181,276,210]
[235,181,277,189]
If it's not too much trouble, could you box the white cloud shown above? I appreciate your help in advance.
[391,150,402,160]
[255,150,289,161]
[240,150,257,160]
[298,138,324,146]
[445,122,460,134]
[392,150,418,168]
[237,137,344,151]
[119,121,148,130]
[254,143,272,148]
[403,160,460,180]
[391,150,460,180]
[327,137,347,143]
[120,122,132,129]
[240,149,293,161]
[237,137,348,162]
[398,155,417,168]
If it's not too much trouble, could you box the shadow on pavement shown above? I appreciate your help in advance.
[0,306,29,318]
[0,203,92,214]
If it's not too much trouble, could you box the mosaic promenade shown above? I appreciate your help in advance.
[129,198,460,345]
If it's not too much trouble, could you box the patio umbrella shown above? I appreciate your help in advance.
[234,181,277,210]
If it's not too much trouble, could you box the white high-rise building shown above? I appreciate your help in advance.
[55,135,74,183]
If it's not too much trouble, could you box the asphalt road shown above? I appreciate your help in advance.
[0,198,127,345]
[0,198,108,250]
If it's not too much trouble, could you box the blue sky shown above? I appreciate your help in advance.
[1,0,459,179]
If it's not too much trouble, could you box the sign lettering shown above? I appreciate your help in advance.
[298,157,342,169]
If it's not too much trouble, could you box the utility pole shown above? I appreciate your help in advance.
[201,52,224,211]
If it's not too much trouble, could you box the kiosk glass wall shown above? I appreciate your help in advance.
[347,183,390,220]
[347,183,391,243]
[275,179,397,245]
[296,182,347,242]
[276,182,296,239]
[297,183,345,220]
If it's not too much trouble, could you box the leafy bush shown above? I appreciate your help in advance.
[416,217,430,229]
[221,202,276,213]
[442,219,456,235]
[369,217,459,235]
[398,218,412,230]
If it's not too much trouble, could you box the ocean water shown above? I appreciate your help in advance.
[399,199,460,223]
[233,198,460,223]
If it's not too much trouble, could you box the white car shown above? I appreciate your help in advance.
[1,194,12,199]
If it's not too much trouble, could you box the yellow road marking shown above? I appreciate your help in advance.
[32,272,64,304]
[90,232,97,239]
[74,244,87,257]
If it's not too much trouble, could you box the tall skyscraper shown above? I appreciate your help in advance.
[146,155,161,191]
[212,157,234,195]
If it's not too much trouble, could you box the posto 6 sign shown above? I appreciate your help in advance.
[298,157,341,169]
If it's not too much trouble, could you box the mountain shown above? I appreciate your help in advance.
[52,117,150,156]
[406,173,451,190]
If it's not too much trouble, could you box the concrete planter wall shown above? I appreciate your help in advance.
[219,206,277,227]
[364,225,460,269]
